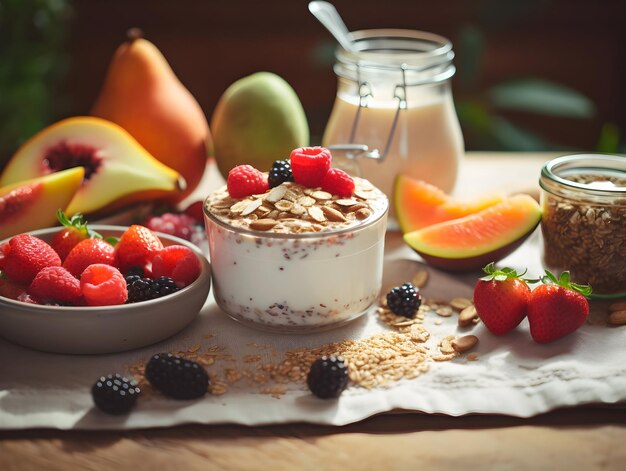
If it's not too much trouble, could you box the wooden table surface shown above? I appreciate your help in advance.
[2,152,625,471]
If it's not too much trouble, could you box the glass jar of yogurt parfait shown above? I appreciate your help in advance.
[204,177,388,333]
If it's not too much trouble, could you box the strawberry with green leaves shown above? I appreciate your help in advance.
[50,210,102,261]
[527,270,592,343]
[63,238,116,277]
[115,225,164,274]
[473,263,532,336]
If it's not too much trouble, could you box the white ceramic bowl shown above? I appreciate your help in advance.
[0,225,211,354]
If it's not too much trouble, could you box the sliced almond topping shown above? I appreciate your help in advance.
[257,205,272,216]
[311,190,332,200]
[296,196,316,207]
[289,203,307,216]
[308,206,326,222]
[321,206,347,222]
[347,203,369,212]
[249,219,279,231]
[266,185,287,203]
[274,200,294,212]
[451,335,479,353]
[241,198,262,216]
[354,189,372,200]
[335,198,359,206]
[229,199,249,213]
[355,208,372,220]
[282,189,298,202]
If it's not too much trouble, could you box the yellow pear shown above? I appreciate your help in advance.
[91,28,212,201]
[211,72,309,178]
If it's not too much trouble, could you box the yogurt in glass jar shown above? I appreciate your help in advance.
[322,29,464,219]
[204,177,388,333]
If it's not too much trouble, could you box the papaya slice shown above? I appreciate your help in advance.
[403,194,542,272]
[394,175,504,233]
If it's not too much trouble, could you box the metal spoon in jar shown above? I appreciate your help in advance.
[308,1,358,53]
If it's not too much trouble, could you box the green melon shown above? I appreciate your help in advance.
[393,174,504,233]
[403,194,542,272]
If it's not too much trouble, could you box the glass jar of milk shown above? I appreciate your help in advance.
[322,29,464,215]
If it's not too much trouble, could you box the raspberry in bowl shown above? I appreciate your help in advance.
[0,224,211,354]
[204,148,389,333]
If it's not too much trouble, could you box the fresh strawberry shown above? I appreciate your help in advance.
[473,263,532,335]
[28,266,82,305]
[152,245,201,287]
[115,225,164,274]
[527,270,591,343]
[0,234,61,284]
[63,238,116,277]
[49,210,101,261]
[226,165,269,198]
[290,146,332,188]
[80,264,128,306]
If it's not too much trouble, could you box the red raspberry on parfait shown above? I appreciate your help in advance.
[226,165,269,198]
[321,168,355,197]
[290,147,332,188]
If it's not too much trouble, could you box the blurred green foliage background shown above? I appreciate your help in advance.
[0,0,72,169]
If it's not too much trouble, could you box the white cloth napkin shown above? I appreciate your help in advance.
[1,230,625,430]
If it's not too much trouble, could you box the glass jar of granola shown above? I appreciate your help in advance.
[539,154,626,297]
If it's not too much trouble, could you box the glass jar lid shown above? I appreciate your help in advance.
[334,29,455,86]
[540,154,626,198]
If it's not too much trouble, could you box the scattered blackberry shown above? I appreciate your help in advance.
[386,282,422,318]
[268,159,294,188]
[306,355,349,399]
[145,353,209,400]
[91,373,141,415]
[127,276,179,303]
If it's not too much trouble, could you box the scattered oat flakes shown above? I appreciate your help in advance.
[436,306,453,317]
